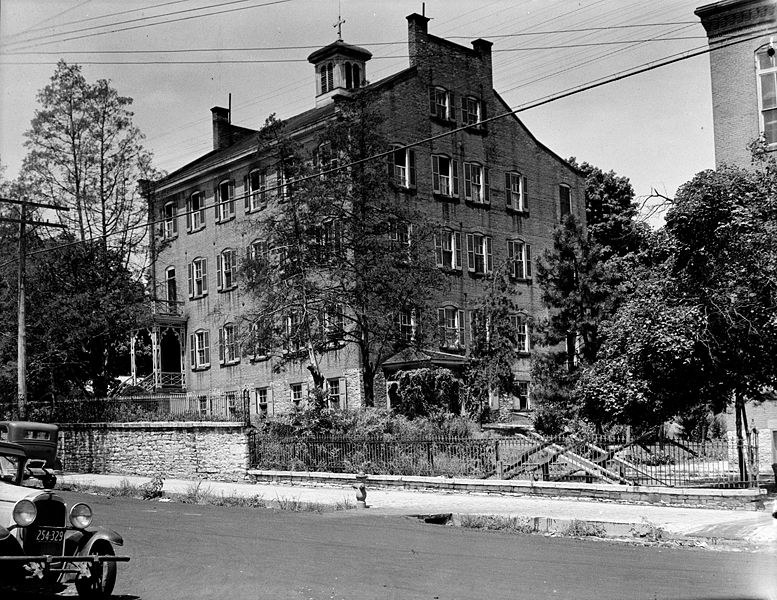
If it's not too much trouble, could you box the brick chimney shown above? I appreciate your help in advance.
[407,13,430,67]
[211,106,231,151]
[472,38,493,86]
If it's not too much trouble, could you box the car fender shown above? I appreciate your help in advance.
[0,525,24,553]
[76,526,124,556]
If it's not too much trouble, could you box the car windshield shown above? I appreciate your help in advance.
[0,454,21,483]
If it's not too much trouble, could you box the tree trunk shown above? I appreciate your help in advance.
[734,392,748,482]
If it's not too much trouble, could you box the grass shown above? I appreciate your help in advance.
[563,519,607,537]
[58,477,354,513]
[458,514,534,534]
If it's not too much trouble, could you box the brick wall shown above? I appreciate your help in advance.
[58,422,249,482]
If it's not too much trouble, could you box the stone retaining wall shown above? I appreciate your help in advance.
[58,422,249,482]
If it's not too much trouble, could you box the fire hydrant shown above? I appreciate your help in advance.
[353,471,368,508]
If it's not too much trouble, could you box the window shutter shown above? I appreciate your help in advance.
[463,163,472,199]
[466,234,475,272]
[505,173,513,209]
[201,259,208,293]
[448,91,456,121]
[244,176,250,211]
[172,204,178,235]
[460,96,466,122]
[522,176,529,211]
[434,234,443,267]
[431,156,440,193]
[526,244,533,278]
[214,185,219,219]
[188,262,194,298]
[341,377,348,409]
[199,197,206,226]
[186,197,193,231]
[480,99,487,124]
[189,334,196,368]
[229,181,235,216]
[485,237,493,273]
[203,330,210,365]
[484,167,490,203]
[217,253,223,290]
[219,327,225,365]
[408,149,416,188]
[454,231,462,269]
[437,308,446,345]
[452,160,459,196]
[507,241,515,277]
[458,309,465,344]
[429,87,436,115]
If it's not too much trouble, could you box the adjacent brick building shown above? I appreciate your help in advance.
[139,14,584,418]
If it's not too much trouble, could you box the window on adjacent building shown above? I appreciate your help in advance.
[507,240,532,279]
[512,381,530,411]
[397,309,417,342]
[392,145,416,188]
[429,86,453,121]
[217,248,237,291]
[188,257,208,298]
[246,170,266,212]
[255,387,270,417]
[461,96,482,126]
[434,229,462,270]
[438,307,465,349]
[509,314,531,353]
[322,304,345,340]
[431,155,459,197]
[559,184,572,219]
[463,163,489,204]
[327,378,346,409]
[505,172,528,212]
[291,382,305,408]
[190,329,210,369]
[320,63,334,94]
[219,323,240,365]
[757,46,777,145]
[163,201,177,239]
[216,180,235,222]
[186,191,205,232]
[466,233,492,275]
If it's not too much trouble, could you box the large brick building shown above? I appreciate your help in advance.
[139,14,584,417]
[696,0,777,167]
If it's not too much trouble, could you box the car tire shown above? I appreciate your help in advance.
[75,542,117,599]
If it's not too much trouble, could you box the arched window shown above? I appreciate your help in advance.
[344,61,353,89]
[352,63,361,88]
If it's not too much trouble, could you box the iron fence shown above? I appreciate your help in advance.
[248,431,759,488]
[0,393,250,424]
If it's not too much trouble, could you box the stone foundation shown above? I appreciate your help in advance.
[58,422,249,482]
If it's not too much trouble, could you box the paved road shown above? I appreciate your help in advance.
[8,491,777,600]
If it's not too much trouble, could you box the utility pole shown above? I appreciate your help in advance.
[0,197,68,419]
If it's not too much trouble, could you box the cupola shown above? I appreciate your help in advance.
[307,39,372,107]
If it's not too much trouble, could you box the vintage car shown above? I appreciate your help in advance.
[0,430,129,598]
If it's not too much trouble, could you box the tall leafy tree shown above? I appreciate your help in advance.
[21,61,156,272]
[242,93,445,406]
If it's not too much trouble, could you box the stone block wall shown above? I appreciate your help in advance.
[58,422,249,482]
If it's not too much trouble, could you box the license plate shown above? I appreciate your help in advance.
[35,528,64,543]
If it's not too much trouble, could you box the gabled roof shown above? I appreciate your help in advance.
[382,347,469,370]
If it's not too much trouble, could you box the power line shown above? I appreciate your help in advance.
[0,27,766,271]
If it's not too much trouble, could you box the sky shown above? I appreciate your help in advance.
[0,0,716,225]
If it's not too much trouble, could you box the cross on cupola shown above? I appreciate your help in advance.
[334,13,346,41]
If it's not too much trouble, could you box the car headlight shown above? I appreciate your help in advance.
[69,502,93,529]
[13,499,37,527]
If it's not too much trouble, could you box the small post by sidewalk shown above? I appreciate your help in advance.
[354,471,368,508]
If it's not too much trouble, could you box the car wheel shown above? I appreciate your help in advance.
[75,542,117,599]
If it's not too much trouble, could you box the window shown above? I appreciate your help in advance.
[429,86,453,121]
[163,201,177,239]
[466,233,492,274]
[344,62,361,90]
[198,395,208,416]
[463,163,489,204]
[431,155,459,197]
[757,46,777,145]
[219,323,240,365]
[217,248,237,291]
[392,145,416,188]
[559,184,572,219]
[438,307,465,349]
[397,309,416,341]
[248,239,270,263]
[434,230,462,270]
[165,267,177,306]
[315,142,338,178]
[188,257,208,298]
[507,240,532,279]
[320,62,334,93]
[509,314,530,353]
[323,304,345,340]
[190,329,210,369]
[316,219,344,260]
[216,180,235,222]
[512,381,530,411]
[505,172,528,212]
[186,192,205,232]
[275,166,289,201]
[248,320,270,360]
[389,221,411,249]
[461,96,482,126]
[291,383,305,408]
[255,387,270,416]
[327,378,347,409]
[285,312,302,353]
[246,170,266,212]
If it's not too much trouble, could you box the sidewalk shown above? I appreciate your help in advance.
[59,472,777,551]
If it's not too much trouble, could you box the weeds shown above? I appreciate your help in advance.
[630,518,666,542]
[564,519,607,537]
[458,514,534,533]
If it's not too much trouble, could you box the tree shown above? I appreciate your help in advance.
[241,93,445,407]
[391,368,460,420]
[21,61,156,272]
